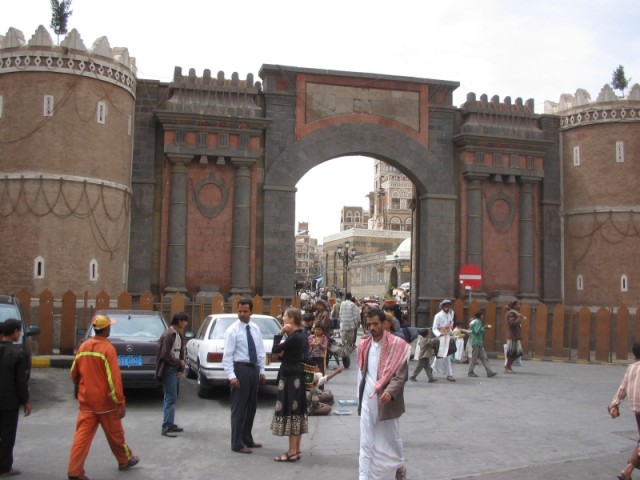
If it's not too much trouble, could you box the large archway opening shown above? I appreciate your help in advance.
[293,154,416,312]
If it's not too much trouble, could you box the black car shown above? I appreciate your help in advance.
[81,309,168,389]
[0,294,41,378]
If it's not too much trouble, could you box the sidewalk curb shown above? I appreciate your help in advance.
[32,356,74,369]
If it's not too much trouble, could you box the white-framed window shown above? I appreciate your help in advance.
[573,146,580,166]
[621,274,628,292]
[122,262,128,285]
[44,95,54,116]
[576,274,584,291]
[89,259,99,281]
[34,256,45,279]
[97,101,106,124]
[616,141,624,163]
[0,95,3,118]
[128,114,132,136]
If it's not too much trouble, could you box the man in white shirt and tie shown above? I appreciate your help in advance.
[222,299,266,453]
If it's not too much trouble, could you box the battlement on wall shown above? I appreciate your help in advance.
[544,83,640,113]
[458,92,543,140]
[165,67,263,118]
[172,66,261,92]
[461,92,536,116]
[0,26,136,97]
[545,84,640,129]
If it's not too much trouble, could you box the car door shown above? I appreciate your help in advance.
[187,315,211,368]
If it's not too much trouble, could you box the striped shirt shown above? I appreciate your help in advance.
[611,361,640,412]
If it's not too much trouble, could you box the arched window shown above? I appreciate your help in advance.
[89,259,99,282]
[621,274,628,292]
[576,274,584,291]
[34,256,45,279]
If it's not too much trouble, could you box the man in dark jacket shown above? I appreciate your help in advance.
[155,312,188,437]
[0,318,31,476]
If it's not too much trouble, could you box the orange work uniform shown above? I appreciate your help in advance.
[67,335,134,478]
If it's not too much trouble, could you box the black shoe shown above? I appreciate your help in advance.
[68,476,89,480]
[161,427,177,437]
[168,424,184,432]
[118,456,140,471]
[1,470,22,477]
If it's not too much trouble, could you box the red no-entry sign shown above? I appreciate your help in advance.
[459,264,482,290]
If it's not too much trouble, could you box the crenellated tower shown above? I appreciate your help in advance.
[0,25,137,297]
[546,84,640,306]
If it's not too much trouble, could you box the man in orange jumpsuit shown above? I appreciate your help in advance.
[67,314,139,480]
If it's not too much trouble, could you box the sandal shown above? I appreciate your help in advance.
[274,452,298,462]
[396,465,407,479]
[446,376,456,382]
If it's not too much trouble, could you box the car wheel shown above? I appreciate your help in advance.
[196,364,212,398]
[342,355,351,369]
[185,359,197,379]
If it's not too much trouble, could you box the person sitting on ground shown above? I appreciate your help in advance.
[306,367,344,416]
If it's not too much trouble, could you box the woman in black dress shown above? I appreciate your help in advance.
[271,307,308,462]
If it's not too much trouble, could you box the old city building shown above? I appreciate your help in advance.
[1,25,639,316]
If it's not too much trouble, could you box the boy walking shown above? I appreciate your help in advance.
[410,329,438,383]
[467,310,497,378]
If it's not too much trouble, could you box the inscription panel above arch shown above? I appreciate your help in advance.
[296,73,430,148]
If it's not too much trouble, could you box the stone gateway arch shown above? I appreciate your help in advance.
[1,25,562,317]
[259,66,461,322]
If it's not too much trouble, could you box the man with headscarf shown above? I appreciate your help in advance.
[358,308,411,480]
[431,299,456,382]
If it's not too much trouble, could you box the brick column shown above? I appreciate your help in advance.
[230,158,256,297]
[518,177,538,299]
[465,173,489,299]
[165,154,192,294]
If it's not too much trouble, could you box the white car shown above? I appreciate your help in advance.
[185,313,282,397]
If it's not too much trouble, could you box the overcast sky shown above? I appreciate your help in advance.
[4,0,640,241]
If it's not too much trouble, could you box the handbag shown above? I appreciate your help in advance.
[301,361,319,390]
[448,338,457,356]
[435,337,457,356]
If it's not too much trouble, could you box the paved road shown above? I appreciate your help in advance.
[12,358,638,479]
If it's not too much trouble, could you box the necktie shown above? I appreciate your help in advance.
[246,324,258,364]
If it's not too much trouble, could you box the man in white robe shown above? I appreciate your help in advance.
[358,309,410,480]
[431,299,456,381]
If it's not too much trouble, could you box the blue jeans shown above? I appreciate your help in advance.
[161,366,178,429]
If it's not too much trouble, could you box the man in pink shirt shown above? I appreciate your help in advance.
[609,342,640,480]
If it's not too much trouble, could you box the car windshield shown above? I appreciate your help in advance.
[0,304,20,323]
[89,313,166,339]
[209,317,280,340]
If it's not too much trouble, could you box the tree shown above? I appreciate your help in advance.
[611,65,631,97]
[50,0,73,44]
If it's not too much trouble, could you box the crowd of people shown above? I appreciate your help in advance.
[20,295,640,480]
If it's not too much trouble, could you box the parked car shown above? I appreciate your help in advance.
[0,294,41,379]
[80,309,168,389]
[186,313,282,397]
